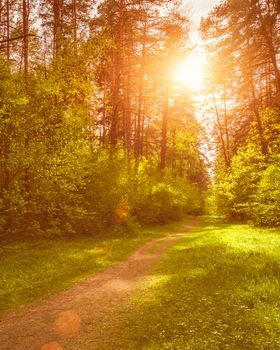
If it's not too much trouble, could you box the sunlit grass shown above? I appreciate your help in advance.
[0,218,190,315]
[114,217,280,349]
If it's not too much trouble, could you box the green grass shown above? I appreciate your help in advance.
[0,218,189,315]
[114,216,280,349]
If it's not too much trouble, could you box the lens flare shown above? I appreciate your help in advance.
[54,310,81,338]
[41,342,63,350]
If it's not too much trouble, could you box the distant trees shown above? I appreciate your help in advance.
[0,0,207,240]
[92,1,190,161]
[202,0,280,225]
[0,0,12,60]
[201,0,280,160]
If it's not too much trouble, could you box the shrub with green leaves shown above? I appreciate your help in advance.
[252,162,280,226]
[213,107,280,227]
[132,170,203,225]
[214,143,265,221]
[0,58,206,240]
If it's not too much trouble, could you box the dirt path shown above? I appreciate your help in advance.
[0,218,196,350]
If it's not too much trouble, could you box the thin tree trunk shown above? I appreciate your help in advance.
[144,116,150,158]
[222,84,230,163]
[140,95,146,157]
[23,0,29,78]
[102,74,107,146]
[53,0,63,55]
[160,80,169,170]
[245,24,268,156]
[110,0,125,149]
[0,1,2,46]
[135,25,146,159]
[72,0,77,52]
[256,0,280,93]
[266,36,280,93]
[123,62,132,154]
[212,92,229,168]
[110,52,120,149]
[171,128,176,171]
[250,74,268,156]
[6,0,10,60]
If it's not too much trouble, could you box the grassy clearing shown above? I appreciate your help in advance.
[115,216,280,350]
[0,218,189,315]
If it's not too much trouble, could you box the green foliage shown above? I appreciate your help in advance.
[128,163,203,225]
[0,58,94,238]
[213,107,280,226]
[78,150,132,233]
[133,182,182,224]
[0,35,206,240]
[252,162,280,227]
[262,107,280,154]
[214,143,265,220]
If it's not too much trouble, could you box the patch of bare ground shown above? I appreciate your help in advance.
[0,218,196,350]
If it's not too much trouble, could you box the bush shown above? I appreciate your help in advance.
[132,171,204,225]
[214,144,265,221]
[252,163,280,226]
[133,183,181,224]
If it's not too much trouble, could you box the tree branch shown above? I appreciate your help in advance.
[0,33,37,44]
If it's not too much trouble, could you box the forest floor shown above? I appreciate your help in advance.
[114,217,280,349]
[1,217,280,350]
[0,217,196,350]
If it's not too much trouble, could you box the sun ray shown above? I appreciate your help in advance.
[173,51,206,91]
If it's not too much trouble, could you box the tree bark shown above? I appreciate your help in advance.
[250,74,268,156]
[135,24,146,159]
[256,0,280,93]
[123,61,132,154]
[212,92,230,168]
[23,0,29,78]
[160,80,169,170]
[222,84,230,163]
[53,0,63,55]
[102,73,108,146]
[6,0,10,60]
[72,0,77,51]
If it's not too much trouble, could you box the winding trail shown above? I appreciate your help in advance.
[0,218,196,350]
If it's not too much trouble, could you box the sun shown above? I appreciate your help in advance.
[173,51,206,91]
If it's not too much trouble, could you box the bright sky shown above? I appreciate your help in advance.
[173,0,221,91]
[175,1,221,167]
[182,0,221,34]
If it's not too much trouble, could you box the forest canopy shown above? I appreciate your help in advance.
[0,0,279,243]
[201,0,280,226]
[0,0,207,241]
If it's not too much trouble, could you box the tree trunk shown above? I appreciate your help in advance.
[53,0,63,55]
[123,62,132,154]
[110,51,120,148]
[23,0,29,78]
[256,0,280,93]
[160,81,169,170]
[250,74,268,156]
[110,0,125,149]
[102,74,107,146]
[222,84,230,163]
[135,25,146,158]
[212,92,230,168]
[140,96,146,157]
[265,34,280,93]
[6,0,10,60]
[245,24,268,157]
[72,0,77,51]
